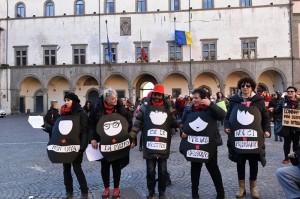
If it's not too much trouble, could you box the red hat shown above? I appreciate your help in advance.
[153,84,164,94]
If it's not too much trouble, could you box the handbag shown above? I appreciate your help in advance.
[274,119,290,137]
[216,130,223,146]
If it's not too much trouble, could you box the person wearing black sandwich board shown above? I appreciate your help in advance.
[180,88,226,199]
[129,84,178,199]
[47,93,89,199]
[88,88,132,199]
[224,77,271,199]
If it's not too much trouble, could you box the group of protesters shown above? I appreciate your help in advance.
[43,77,300,199]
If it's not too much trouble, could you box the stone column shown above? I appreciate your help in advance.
[128,85,133,101]
[42,88,48,114]
[188,84,194,94]
[10,89,20,114]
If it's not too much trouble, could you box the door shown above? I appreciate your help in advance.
[88,90,99,106]
[19,97,25,113]
[36,96,43,113]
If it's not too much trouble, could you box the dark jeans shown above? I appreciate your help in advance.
[146,158,167,193]
[101,158,121,188]
[237,154,259,181]
[191,151,224,197]
[284,131,300,160]
[63,152,88,194]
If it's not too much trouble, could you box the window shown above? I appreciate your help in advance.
[203,0,213,9]
[106,0,114,13]
[170,0,180,11]
[43,46,57,65]
[201,39,217,61]
[241,0,251,7]
[103,43,118,63]
[241,38,257,59]
[168,41,182,61]
[14,46,28,66]
[45,1,54,16]
[75,0,84,15]
[16,3,25,18]
[116,90,125,98]
[134,41,150,62]
[137,0,147,12]
[72,45,87,64]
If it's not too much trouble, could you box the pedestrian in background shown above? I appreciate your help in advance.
[83,100,93,117]
[43,100,60,139]
[268,91,283,142]
[225,77,271,199]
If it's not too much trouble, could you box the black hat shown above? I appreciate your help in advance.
[64,93,80,103]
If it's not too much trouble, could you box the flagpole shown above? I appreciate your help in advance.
[105,20,112,63]
[188,0,192,94]
[140,29,142,48]
[173,17,176,63]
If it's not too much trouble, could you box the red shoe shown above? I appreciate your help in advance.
[282,159,289,164]
[102,188,110,199]
[112,188,120,199]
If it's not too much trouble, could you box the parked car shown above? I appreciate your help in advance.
[0,109,6,117]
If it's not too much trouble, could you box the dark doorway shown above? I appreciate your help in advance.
[19,97,25,113]
[36,96,43,113]
[88,90,99,106]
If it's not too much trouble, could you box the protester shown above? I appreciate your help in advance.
[276,147,300,199]
[180,88,226,199]
[274,86,300,164]
[47,93,89,199]
[43,100,60,139]
[130,84,178,199]
[225,77,271,199]
[175,95,185,119]
[88,88,132,199]
[216,92,228,126]
[83,100,93,117]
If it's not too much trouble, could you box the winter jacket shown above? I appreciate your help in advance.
[43,107,60,135]
[88,96,132,142]
[130,98,178,159]
[224,92,271,167]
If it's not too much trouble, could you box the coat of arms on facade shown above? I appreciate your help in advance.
[120,17,131,36]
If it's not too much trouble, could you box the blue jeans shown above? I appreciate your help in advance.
[146,158,167,193]
[276,166,300,199]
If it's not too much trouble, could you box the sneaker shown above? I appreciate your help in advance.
[274,139,278,141]
[112,188,120,199]
[102,188,110,199]
[64,192,73,199]
[147,189,155,199]
[282,159,289,164]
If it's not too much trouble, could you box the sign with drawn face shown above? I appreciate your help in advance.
[179,110,217,163]
[143,105,171,155]
[96,113,130,162]
[47,115,81,163]
[229,104,264,154]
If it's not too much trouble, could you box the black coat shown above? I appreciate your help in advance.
[224,92,271,167]
[88,96,132,142]
[43,107,60,136]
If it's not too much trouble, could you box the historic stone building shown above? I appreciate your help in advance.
[0,0,294,114]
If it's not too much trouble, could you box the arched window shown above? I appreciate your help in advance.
[45,1,54,16]
[16,2,25,18]
[75,0,85,15]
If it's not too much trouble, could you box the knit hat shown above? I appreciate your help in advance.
[64,93,80,103]
[153,84,164,94]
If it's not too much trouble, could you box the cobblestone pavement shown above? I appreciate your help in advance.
[0,115,288,199]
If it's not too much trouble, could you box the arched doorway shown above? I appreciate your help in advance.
[135,74,158,101]
[35,90,44,113]
[87,90,99,106]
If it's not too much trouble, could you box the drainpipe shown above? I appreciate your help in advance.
[289,0,294,86]
[98,0,102,92]
[188,0,192,93]
[6,0,9,102]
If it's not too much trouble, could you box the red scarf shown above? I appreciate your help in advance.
[60,105,72,115]
[288,98,299,108]
[192,104,207,112]
[104,101,115,115]
[152,99,164,106]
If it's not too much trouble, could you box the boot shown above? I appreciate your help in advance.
[236,180,246,198]
[192,187,200,199]
[250,179,259,199]
[147,189,155,199]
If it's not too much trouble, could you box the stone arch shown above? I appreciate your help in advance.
[224,70,252,97]
[161,70,189,83]
[162,72,190,97]
[133,73,159,102]
[257,68,286,93]
[102,72,130,86]
[74,73,100,88]
[192,69,224,86]
[18,75,43,89]
[45,74,71,89]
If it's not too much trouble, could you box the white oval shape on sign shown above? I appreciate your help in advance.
[58,120,73,135]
